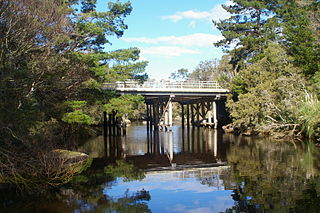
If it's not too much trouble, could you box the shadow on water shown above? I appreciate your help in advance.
[2,124,320,212]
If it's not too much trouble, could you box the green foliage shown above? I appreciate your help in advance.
[299,94,320,139]
[105,160,145,182]
[103,94,144,118]
[169,68,189,81]
[214,0,319,79]
[64,101,88,110]
[0,0,148,145]
[214,0,319,138]
[0,0,137,193]
[62,110,94,125]
[277,0,320,77]
[214,0,281,70]
[227,43,306,129]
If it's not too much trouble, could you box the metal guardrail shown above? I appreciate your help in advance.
[103,80,222,90]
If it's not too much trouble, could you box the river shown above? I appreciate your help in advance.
[1,124,320,212]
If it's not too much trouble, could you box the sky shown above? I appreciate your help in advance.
[98,0,231,80]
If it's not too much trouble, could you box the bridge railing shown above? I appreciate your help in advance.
[103,80,222,90]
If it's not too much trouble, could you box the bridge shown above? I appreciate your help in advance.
[102,80,229,131]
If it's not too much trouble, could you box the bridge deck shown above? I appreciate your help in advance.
[102,80,229,98]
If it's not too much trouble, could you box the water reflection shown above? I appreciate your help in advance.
[79,126,228,170]
[223,138,320,212]
[2,125,320,213]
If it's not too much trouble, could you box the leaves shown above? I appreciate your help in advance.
[103,95,144,118]
[227,43,306,129]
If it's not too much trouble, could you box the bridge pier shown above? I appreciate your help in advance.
[103,111,127,136]
[180,100,218,129]
[145,99,221,131]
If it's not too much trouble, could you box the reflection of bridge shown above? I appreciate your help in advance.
[103,80,229,131]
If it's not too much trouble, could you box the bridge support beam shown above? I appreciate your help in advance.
[167,99,173,131]
[213,101,218,129]
[145,96,223,131]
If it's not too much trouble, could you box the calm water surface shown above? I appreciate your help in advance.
[2,124,320,213]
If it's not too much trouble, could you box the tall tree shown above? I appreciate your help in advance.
[169,68,189,81]
[277,0,320,77]
[214,0,281,72]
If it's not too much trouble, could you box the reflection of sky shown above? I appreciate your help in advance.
[103,169,234,213]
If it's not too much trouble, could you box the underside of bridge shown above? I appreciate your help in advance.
[145,94,229,131]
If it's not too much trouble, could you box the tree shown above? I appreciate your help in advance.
[0,0,147,190]
[188,60,218,81]
[226,43,306,131]
[0,0,147,143]
[277,0,320,77]
[103,95,144,119]
[214,0,281,71]
[169,68,189,81]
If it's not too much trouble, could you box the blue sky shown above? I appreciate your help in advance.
[99,0,231,79]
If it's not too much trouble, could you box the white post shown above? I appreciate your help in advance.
[208,110,212,126]
[213,101,218,129]
[164,110,169,128]
[169,131,173,164]
[213,129,217,157]
[168,100,173,131]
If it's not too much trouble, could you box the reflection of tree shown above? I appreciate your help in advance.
[105,160,145,182]
[1,160,150,213]
[222,138,320,212]
[65,161,149,213]
[105,189,151,213]
[63,160,149,212]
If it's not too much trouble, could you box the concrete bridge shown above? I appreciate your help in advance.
[103,80,229,131]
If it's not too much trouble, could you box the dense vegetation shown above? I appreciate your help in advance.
[175,0,320,139]
[0,0,146,190]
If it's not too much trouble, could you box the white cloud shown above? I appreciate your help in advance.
[161,1,232,23]
[162,10,211,22]
[188,21,197,28]
[123,33,224,47]
[140,46,200,57]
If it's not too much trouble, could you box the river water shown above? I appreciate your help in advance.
[2,124,320,212]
